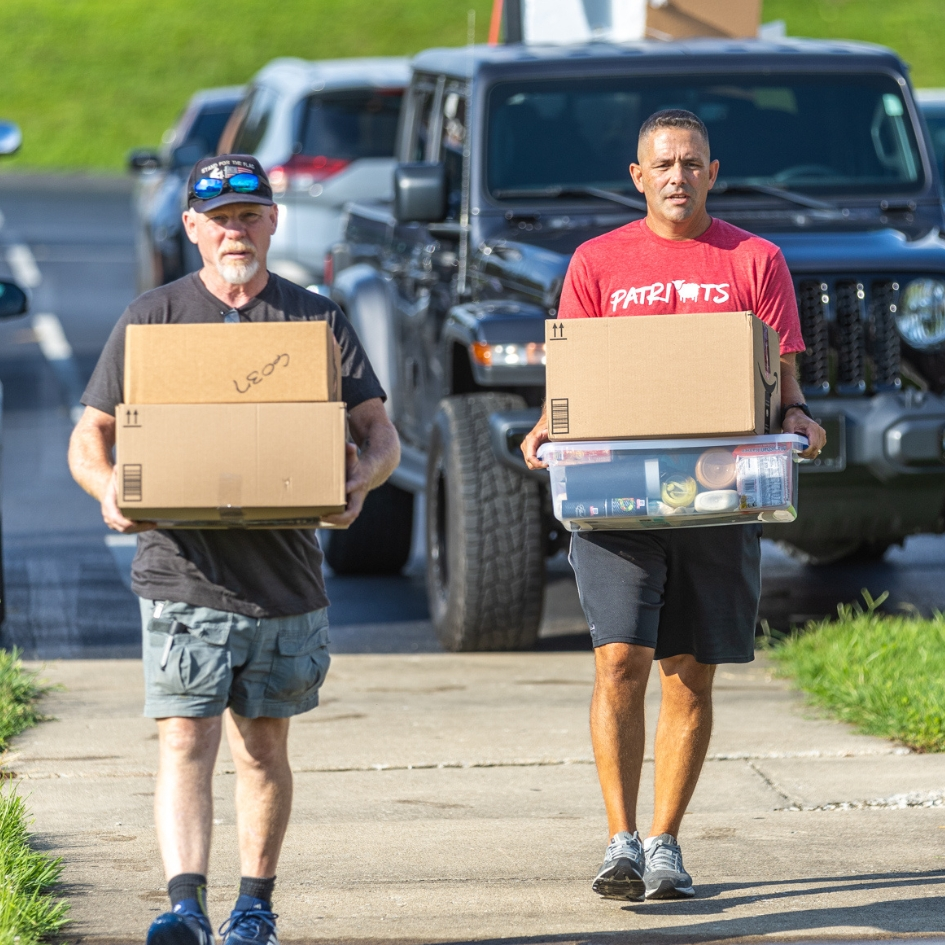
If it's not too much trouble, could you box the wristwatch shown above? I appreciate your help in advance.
[783,402,813,421]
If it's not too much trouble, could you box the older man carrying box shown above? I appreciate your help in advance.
[69,154,399,945]
[523,110,826,902]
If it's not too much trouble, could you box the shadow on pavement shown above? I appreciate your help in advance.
[759,537,945,631]
[280,873,945,942]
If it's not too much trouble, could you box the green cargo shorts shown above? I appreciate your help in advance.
[140,598,331,719]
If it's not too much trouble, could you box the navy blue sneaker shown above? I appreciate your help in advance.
[147,901,215,945]
[219,900,279,945]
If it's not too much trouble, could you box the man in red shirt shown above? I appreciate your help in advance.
[523,109,826,902]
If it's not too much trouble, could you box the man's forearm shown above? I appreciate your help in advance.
[354,420,400,491]
[68,414,116,502]
[780,354,804,406]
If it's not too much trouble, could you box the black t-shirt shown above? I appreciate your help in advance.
[83,271,386,618]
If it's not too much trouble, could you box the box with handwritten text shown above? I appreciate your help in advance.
[123,321,341,404]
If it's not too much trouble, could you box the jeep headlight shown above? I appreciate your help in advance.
[470,342,546,366]
[896,279,945,350]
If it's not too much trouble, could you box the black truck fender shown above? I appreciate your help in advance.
[488,407,547,480]
[442,300,548,389]
[330,263,401,421]
[442,301,550,479]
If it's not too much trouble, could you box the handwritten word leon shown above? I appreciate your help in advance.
[233,353,290,394]
[609,280,731,312]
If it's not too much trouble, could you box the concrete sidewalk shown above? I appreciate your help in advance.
[8,653,945,944]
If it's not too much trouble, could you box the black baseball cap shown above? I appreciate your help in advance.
[186,154,275,212]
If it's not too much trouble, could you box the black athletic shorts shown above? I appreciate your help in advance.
[568,525,762,663]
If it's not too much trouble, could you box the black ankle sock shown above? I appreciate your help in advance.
[168,873,208,913]
[238,875,275,904]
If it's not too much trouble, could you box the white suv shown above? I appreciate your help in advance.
[218,57,409,286]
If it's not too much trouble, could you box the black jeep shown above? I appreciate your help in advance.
[328,38,945,651]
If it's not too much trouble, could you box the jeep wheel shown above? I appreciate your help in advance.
[426,393,544,651]
[323,482,414,575]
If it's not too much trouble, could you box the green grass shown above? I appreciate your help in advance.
[0,649,46,753]
[1,1,944,171]
[770,593,945,752]
[763,0,945,87]
[0,790,69,945]
[0,651,68,943]
[0,0,493,171]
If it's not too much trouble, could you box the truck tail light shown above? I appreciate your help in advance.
[269,154,350,194]
[471,342,546,366]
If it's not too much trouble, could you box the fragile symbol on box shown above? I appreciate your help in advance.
[123,464,143,503]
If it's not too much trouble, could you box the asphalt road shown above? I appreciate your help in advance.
[1,174,944,660]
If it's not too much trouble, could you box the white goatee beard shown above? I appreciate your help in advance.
[215,256,260,285]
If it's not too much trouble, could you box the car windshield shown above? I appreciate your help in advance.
[186,104,239,155]
[486,73,925,199]
[298,89,403,160]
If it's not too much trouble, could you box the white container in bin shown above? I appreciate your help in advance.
[537,434,807,532]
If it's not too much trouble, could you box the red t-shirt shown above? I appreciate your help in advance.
[558,217,805,354]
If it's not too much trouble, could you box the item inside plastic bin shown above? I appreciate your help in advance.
[539,434,807,531]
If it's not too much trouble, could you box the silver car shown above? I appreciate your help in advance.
[129,86,245,292]
[218,57,409,286]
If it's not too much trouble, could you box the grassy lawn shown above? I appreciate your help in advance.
[0,650,68,943]
[0,0,943,171]
[0,0,493,171]
[770,594,945,753]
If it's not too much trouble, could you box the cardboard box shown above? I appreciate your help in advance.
[544,311,781,440]
[124,322,341,405]
[645,0,761,41]
[116,402,347,526]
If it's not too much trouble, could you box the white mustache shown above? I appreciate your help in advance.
[219,242,256,257]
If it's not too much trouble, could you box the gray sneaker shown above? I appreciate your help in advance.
[592,830,645,901]
[643,833,695,899]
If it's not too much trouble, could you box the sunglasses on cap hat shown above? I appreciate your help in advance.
[190,172,262,202]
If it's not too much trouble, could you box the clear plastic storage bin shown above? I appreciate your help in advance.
[538,434,807,531]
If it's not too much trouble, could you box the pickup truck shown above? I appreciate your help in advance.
[328,38,945,651]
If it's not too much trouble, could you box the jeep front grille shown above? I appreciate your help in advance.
[795,277,901,396]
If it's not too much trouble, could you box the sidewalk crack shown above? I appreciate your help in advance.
[747,759,801,809]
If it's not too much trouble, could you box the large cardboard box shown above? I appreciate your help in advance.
[544,311,781,440]
[124,322,341,405]
[116,402,347,526]
[516,0,760,43]
[645,0,761,41]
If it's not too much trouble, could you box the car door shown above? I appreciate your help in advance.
[391,76,469,443]
[389,74,444,446]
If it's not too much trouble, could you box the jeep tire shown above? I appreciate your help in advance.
[426,393,544,651]
[323,482,414,575]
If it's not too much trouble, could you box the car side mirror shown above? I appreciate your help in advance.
[394,163,447,223]
[0,121,22,156]
[0,280,28,319]
[171,142,206,170]
[128,148,161,172]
